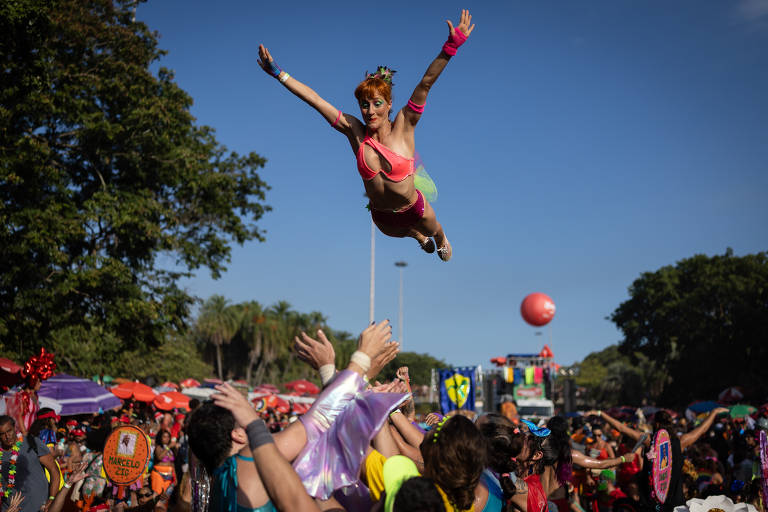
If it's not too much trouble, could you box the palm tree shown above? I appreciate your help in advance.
[196,295,240,380]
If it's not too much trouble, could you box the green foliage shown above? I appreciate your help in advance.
[573,345,665,406]
[610,249,768,405]
[0,0,269,364]
[189,297,450,388]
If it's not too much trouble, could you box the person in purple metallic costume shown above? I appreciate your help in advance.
[189,320,406,511]
[257,10,477,262]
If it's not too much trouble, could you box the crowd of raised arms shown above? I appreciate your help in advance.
[1,316,765,512]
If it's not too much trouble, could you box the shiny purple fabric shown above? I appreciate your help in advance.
[293,370,408,501]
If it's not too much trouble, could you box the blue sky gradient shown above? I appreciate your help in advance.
[138,0,768,367]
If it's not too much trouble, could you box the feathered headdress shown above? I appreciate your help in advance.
[365,66,396,85]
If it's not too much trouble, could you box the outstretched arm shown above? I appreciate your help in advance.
[404,10,475,124]
[680,407,728,450]
[593,411,645,442]
[571,450,627,470]
[258,45,362,136]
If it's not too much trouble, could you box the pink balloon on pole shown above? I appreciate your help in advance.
[520,293,556,327]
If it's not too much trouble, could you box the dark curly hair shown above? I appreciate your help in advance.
[479,420,525,502]
[393,476,446,512]
[187,402,236,473]
[546,416,573,485]
[420,415,488,510]
[522,431,559,477]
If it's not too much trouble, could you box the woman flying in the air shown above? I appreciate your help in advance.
[258,10,475,261]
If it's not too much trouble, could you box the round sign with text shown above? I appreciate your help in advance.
[102,425,151,485]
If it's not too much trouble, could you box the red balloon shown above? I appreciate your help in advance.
[520,293,556,327]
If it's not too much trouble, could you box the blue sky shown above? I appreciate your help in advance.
[138,1,768,367]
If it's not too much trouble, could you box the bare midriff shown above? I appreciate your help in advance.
[363,174,418,211]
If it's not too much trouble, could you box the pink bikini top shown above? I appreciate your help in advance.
[356,136,414,182]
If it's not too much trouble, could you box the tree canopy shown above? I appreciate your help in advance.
[1,0,270,367]
[610,249,768,405]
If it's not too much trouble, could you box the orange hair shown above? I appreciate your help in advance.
[354,77,392,104]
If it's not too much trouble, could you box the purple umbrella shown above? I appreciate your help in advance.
[39,374,121,416]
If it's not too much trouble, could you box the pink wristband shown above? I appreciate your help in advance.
[406,100,425,114]
[442,30,467,56]
[330,110,342,128]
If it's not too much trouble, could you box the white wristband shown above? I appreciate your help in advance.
[350,351,371,373]
[319,364,336,386]
[279,72,290,84]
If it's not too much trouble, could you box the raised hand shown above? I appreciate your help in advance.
[294,329,336,370]
[6,492,24,512]
[396,366,410,383]
[425,412,443,427]
[213,382,260,428]
[257,44,282,78]
[68,460,89,484]
[357,320,393,359]
[366,341,400,381]
[446,9,475,38]
[713,407,730,416]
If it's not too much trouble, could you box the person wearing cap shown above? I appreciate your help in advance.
[0,414,60,512]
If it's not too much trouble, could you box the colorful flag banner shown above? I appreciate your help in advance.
[439,367,476,414]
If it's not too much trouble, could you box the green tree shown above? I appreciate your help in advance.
[196,295,241,380]
[611,249,768,405]
[573,345,664,406]
[0,0,269,362]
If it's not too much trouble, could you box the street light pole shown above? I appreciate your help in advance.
[395,261,407,347]
[369,219,375,324]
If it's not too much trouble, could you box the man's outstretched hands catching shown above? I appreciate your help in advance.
[213,382,260,428]
[295,329,336,370]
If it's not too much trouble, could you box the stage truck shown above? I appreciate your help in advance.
[427,346,557,421]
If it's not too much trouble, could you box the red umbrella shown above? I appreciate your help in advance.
[180,378,200,388]
[0,358,21,374]
[718,387,745,403]
[284,379,320,395]
[275,396,290,414]
[111,382,157,402]
[0,358,22,390]
[257,383,280,394]
[292,403,310,414]
[161,381,179,390]
[154,391,190,411]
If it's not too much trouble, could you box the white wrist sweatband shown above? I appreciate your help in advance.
[319,364,336,385]
[279,72,291,84]
[350,351,371,373]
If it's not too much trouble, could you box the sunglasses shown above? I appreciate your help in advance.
[138,491,152,498]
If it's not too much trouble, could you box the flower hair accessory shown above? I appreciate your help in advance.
[365,66,396,85]
[21,347,57,385]
[521,419,551,438]
[432,416,448,443]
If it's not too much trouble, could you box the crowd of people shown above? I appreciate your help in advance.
[2,319,765,512]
